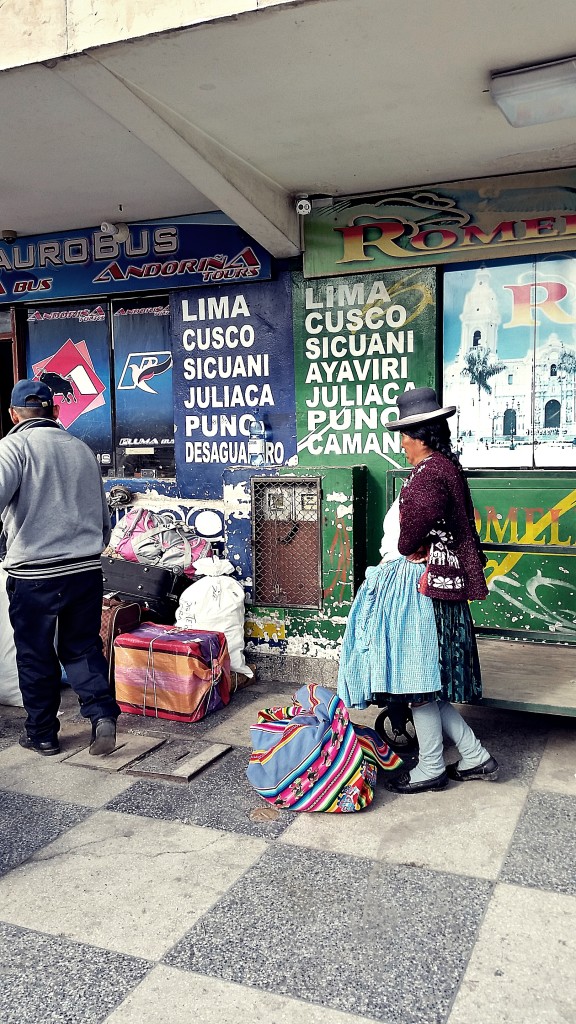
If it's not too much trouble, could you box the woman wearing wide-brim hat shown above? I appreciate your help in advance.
[337,387,498,793]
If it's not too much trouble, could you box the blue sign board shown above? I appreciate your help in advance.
[0,216,272,302]
[112,297,175,476]
[25,302,114,465]
[171,273,298,498]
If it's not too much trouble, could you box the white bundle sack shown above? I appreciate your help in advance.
[175,557,253,678]
[0,566,23,706]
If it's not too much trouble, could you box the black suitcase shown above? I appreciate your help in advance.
[100,556,187,619]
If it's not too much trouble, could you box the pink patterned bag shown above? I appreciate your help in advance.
[109,509,211,579]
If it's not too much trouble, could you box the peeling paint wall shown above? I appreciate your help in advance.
[0,1,66,70]
[104,478,226,544]
[223,471,255,591]
[225,465,366,661]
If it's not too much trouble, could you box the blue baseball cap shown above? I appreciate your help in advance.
[10,378,54,408]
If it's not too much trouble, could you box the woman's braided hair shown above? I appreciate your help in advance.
[401,419,487,566]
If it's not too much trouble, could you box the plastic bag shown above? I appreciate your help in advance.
[175,558,252,676]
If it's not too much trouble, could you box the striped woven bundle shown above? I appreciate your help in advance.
[247,684,402,813]
[114,622,231,722]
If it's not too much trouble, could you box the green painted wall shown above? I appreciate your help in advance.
[292,269,437,564]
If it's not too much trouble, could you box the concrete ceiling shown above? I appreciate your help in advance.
[2,0,576,254]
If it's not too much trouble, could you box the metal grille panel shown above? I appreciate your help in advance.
[251,477,322,608]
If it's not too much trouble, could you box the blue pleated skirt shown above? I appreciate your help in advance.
[337,558,441,710]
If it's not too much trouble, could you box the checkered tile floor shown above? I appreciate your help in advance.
[0,683,575,1024]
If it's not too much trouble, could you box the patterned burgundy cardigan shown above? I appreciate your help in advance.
[398,452,488,602]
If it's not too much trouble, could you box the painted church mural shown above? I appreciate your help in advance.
[443,256,576,468]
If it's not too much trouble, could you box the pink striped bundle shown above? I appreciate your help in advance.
[114,622,231,722]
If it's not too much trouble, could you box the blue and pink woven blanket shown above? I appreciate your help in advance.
[247,684,403,813]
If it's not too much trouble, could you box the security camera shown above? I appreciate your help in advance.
[295,196,312,216]
[1,229,17,244]
[100,221,130,242]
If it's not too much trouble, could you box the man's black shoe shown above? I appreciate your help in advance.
[386,769,449,794]
[19,731,60,756]
[89,717,117,756]
[446,756,499,782]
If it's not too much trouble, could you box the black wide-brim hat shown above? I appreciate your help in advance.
[387,387,456,431]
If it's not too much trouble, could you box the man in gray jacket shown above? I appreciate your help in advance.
[0,379,119,755]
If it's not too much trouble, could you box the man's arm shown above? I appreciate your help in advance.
[0,439,25,511]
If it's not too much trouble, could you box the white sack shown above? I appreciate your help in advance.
[176,558,253,677]
[0,566,22,706]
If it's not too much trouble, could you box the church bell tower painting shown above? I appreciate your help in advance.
[443,257,576,468]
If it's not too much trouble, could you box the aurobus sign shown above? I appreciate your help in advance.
[0,216,271,301]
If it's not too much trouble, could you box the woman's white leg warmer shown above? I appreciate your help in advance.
[438,699,489,770]
[409,701,445,782]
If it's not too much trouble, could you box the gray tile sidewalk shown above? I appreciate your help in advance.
[0,683,575,1024]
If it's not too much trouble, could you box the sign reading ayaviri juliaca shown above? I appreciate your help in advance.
[292,268,436,562]
[293,269,436,470]
[303,170,576,277]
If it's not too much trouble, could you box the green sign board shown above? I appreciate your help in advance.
[303,170,576,278]
[292,269,437,560]
[472,473,576,641]
[388,470,576,642]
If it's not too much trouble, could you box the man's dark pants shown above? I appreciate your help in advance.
[6,569,120,742]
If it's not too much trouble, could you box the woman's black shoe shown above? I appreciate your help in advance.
[386,769,449,793]
[446,757,499,782]
[19,731,60,756]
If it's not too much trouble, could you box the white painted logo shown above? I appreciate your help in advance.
[117,351,172,393]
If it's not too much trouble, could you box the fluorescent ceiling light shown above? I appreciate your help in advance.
[490,57,576,127]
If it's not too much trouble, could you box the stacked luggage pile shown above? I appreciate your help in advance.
[100,491,251,725]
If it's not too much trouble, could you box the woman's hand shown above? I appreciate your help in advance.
[406,545,428,564]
